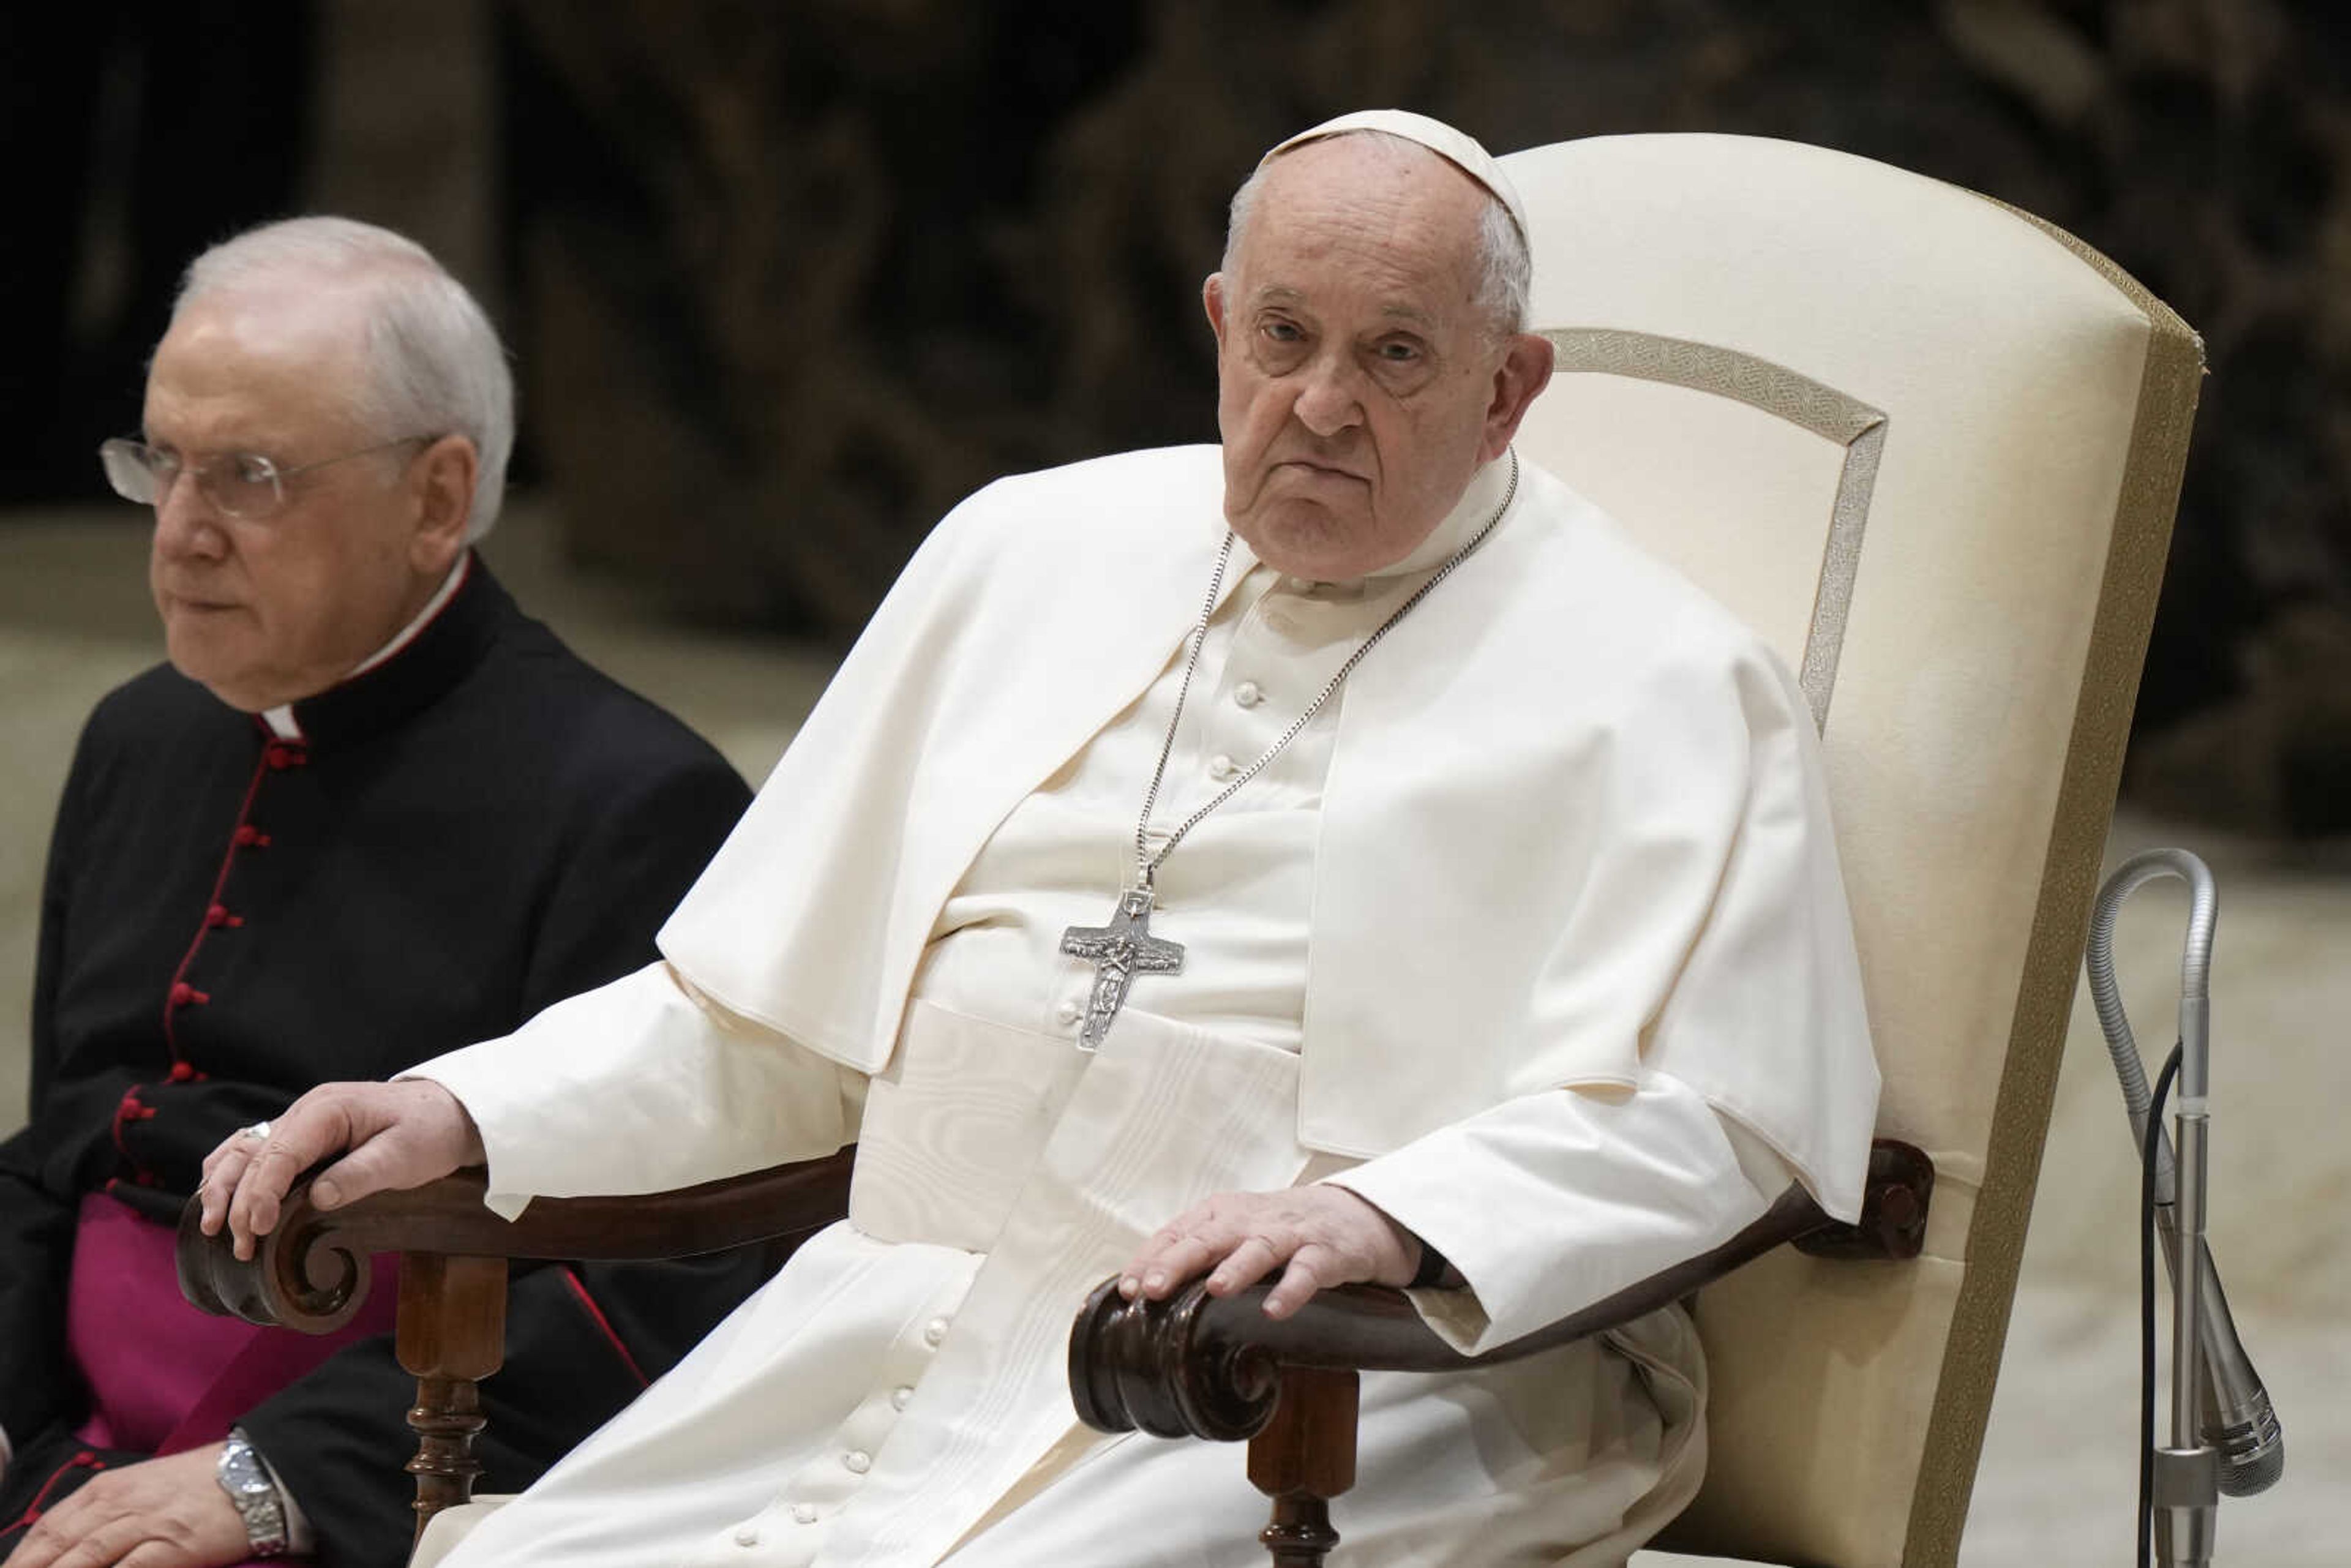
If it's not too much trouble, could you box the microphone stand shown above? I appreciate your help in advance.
[2085,849,2225,1567]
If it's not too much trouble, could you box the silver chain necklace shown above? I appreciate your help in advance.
[1058,448,1520,1048]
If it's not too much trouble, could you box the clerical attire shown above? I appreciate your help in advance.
[411,447,1881,1567]
[0,558,770,1566]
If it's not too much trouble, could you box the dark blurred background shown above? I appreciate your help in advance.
[6,0,2349,834]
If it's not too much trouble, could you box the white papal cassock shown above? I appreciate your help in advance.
[405,446,1880,1567]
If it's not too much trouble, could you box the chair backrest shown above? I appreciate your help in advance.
[1497,134,2200,1567]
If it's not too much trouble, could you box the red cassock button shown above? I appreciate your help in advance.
[206,904,230,927]
[233,825,259,846]
[169,982,194,1005]
[168,1061,195,1082]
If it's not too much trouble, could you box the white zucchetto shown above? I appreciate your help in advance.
[1259,108,1531,242]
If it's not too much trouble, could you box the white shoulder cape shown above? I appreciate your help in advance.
[658,446,1878,1218]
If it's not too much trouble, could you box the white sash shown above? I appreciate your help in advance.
[820,1002,1310,1566]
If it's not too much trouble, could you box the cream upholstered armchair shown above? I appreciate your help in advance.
[1512,133,2199,1566]
[177,132,2200,1566]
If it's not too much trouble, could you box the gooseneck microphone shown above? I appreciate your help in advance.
[2158,1237,2284,1499]
[2085,849,2283,1568]
[2085,850,2283,1502]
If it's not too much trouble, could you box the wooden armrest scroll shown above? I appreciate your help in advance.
[175,1149,858,1333]
[173,1154,858,1540]
[1070,1136,1930,1443]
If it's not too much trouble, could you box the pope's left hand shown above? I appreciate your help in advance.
[1119,1186,1422,1319]
[1,1445,250,1568]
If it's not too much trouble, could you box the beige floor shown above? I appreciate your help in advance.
[1,505,2338,1565]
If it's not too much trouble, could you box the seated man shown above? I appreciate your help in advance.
[210,114,1881,1566]
[1,220,770,1568]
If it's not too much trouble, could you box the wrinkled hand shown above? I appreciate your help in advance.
[1,1446,247,1568]
[1118,1186,1422,1320]
[198,1078,485,1260]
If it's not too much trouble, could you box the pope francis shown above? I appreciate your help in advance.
[202,111,1880,1567]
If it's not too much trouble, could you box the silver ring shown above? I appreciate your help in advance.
[241,1120,272,1142]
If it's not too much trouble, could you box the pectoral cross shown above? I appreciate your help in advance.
[1059,887,1185,1050]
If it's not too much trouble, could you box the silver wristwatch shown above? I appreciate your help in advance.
[216,1429,289,1558]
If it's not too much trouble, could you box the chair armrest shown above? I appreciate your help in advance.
[1070,1138,1930,1441]
[175,1149,858,1334]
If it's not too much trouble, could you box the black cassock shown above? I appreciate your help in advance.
[0,561,771,1564]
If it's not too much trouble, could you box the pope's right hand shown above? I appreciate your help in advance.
[197,1079,486,1260]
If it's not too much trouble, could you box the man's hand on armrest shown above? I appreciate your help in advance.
[1117,1186,1423,1321]
[197,1079,486,1261]
[0,1446,246,1568]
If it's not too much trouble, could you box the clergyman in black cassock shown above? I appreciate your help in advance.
[0,555,763,1563]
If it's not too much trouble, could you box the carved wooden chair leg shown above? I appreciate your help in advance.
[1247,1366,1359,1567]
[395,1254,509,1539]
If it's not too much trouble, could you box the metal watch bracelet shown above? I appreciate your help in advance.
[216,1428,290,1558]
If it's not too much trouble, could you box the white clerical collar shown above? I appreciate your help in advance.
[260,553,471,740]
[1368,451,1515,580]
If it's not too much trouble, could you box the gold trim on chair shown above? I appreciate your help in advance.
[1895,198,2206,1568]
[1542,328,1887,727]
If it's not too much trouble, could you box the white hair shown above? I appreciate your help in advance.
[174,217,516,541]
[1220,129,1531,337]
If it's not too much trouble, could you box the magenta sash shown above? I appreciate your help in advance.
[67,1191,400,1455]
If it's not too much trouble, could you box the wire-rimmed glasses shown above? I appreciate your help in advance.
[98,435,435,521]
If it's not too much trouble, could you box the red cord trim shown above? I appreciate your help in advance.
[109,1089,144,1157]
[162,745,276,1058]
[560,1267,649,1388]
[7,1451,107,1530]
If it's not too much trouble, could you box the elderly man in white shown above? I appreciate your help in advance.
[203,111,1879,1566]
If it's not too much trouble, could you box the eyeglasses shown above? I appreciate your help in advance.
[98,435,434,521]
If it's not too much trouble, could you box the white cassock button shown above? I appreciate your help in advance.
[1208,754,1237,780]
[844,1450,872,1474]
[735,1526,760,1547]
[792,1504,818,1525]
[891,1385,914,1411]
[924,1317,950,1346]
[1055,998,1082,1026]
[1233,680,1263,708]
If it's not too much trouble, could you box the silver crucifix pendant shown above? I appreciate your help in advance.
[1059,887,1185,1050]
